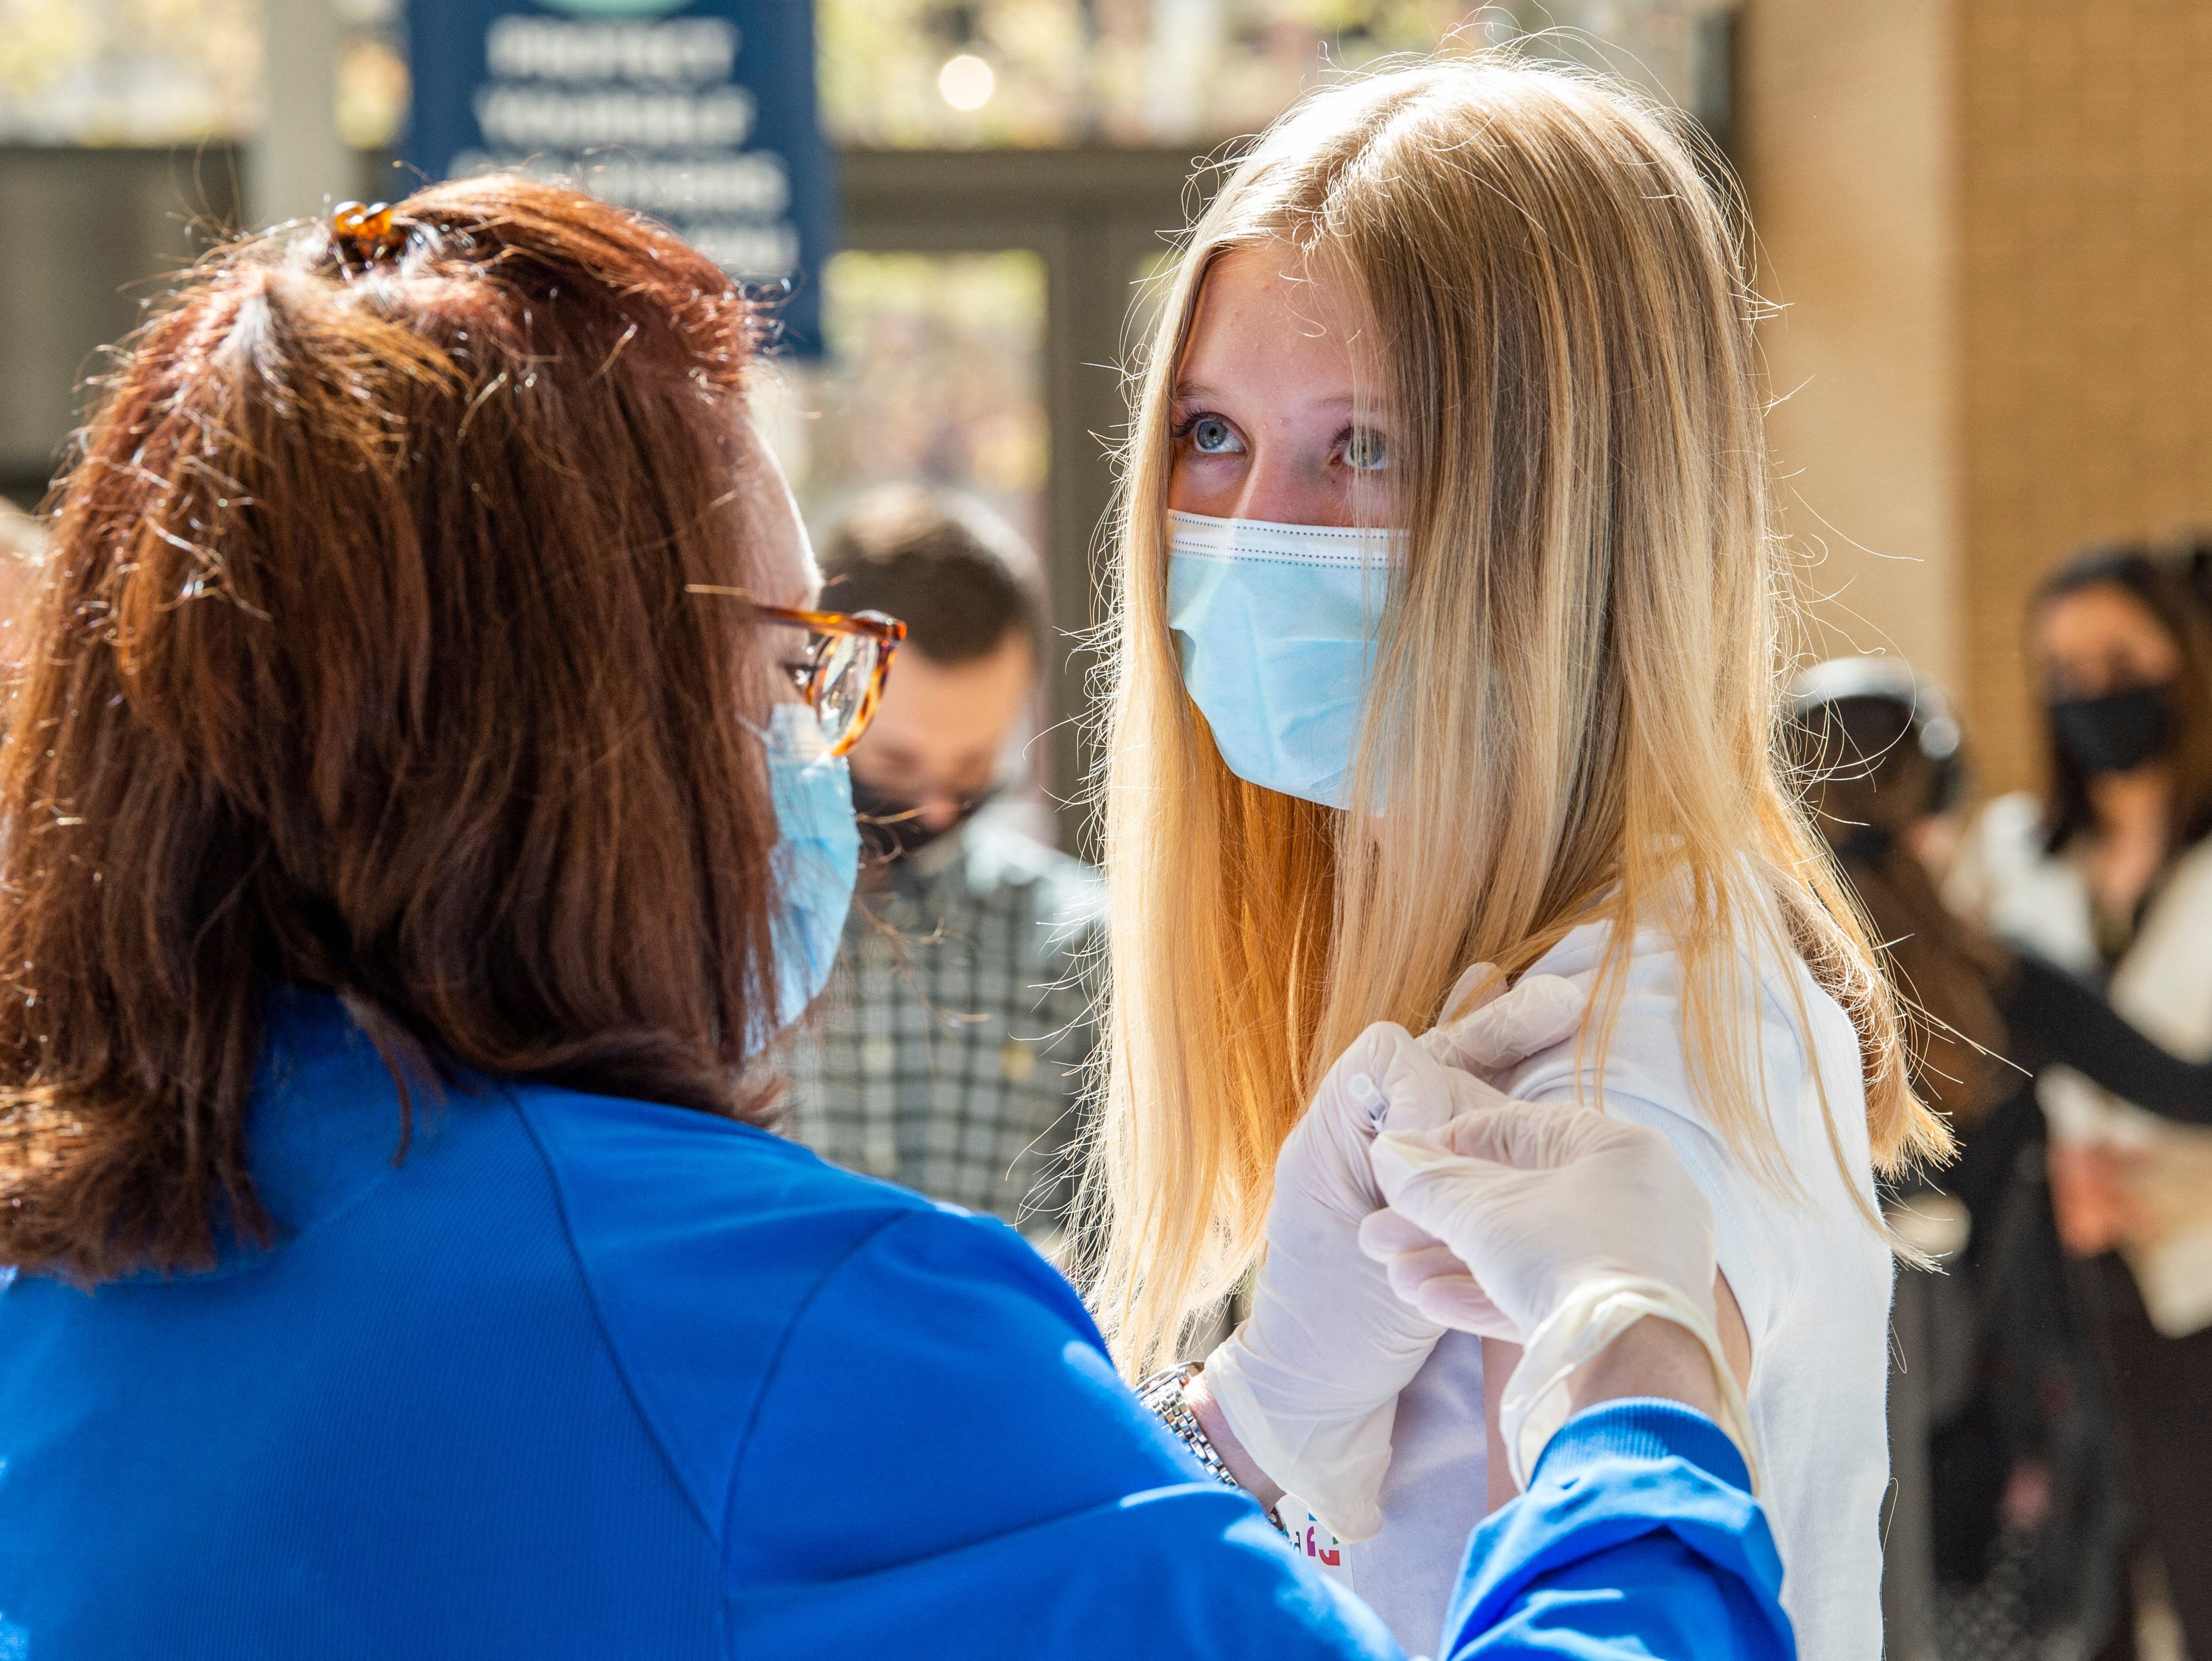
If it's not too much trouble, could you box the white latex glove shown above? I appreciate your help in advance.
[1418,961,1571,1074]
[1202,971,1585,1543]
[1359,1098,1758,1492]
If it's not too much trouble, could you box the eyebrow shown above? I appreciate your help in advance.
[1172,379,1358,409]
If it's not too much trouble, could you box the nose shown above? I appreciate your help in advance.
[917,794,965,832]
[1225,445,1356,528]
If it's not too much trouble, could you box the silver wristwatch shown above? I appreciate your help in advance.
[1136,1362,1288,1535]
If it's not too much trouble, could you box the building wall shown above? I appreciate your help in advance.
[1738,0,1962,692]
[1956,0,2212,794]
[1741,0,2212,799]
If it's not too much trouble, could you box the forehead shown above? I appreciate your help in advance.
[731,414,816,607]
[1178,244,1373,383]
[2038,582,2170,652]
[862,636,1033,760]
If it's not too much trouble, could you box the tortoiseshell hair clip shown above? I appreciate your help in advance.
[330,201,405,268]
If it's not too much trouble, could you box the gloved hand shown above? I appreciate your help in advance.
[1359,1098,1756,1491]
[1201,970,1585,1542]
[1417,961,1570,1075]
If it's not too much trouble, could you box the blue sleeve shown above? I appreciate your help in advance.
[1443,1401,1797,1661]
[722,1206,1404,1658]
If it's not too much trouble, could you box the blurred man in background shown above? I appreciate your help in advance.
[782,486,1100,1246]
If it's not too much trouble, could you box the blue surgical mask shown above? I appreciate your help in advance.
[761,702,861,1035]
[1166,510,1403,808]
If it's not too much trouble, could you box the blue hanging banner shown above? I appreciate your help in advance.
[408,0,832,354]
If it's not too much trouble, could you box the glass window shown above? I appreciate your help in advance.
[336,0,408,152]
[0,0,409,149]
[818,0,1734,150]
[0,1,1726,152]
[752,249,1055,833]
[754,249,1050,560]
[0,0,261,143]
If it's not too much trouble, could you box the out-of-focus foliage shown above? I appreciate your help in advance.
[755,250,1050,554]
[817,0,1727,150]
[0,0,403,148]
[819,0,1510,149]
[336,35,408,151]
[0,0,1723,152]
[0,0,260,142]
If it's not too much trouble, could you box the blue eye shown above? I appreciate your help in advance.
[1343,428,1390,472]
[1189,415,1243,455]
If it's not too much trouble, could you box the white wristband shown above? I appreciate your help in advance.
[1497,1277,1759,1495]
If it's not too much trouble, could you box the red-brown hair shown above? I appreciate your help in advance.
[0,177,790,1281]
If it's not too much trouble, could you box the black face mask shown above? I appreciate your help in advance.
[850,777,993,864]
[2049,683,2176,777]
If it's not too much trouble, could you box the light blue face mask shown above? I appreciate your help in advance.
[1166,510,1404,809]
[761,701,861,1035]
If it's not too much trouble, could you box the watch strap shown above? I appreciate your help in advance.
[1135,1362,1289,1535]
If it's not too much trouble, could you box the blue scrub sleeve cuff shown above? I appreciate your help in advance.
[1440,1399,1794,1661]
[1530,1399,1751,1492]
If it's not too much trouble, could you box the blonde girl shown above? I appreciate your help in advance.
[1086,53,1947,1660]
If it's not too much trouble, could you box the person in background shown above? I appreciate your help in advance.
[1798,652,2212,1656]
[1792,658,2128,1658]
[1793,653,2212,1144]
[783,485,1100,1241]
[1788,659,2011,1127]
[1940,546,2212,1660]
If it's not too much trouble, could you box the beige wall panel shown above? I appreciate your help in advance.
[1740,0,1962,692]
[1957,0,2212,794]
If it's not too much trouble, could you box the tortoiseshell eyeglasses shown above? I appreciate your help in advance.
[687,584,907,756]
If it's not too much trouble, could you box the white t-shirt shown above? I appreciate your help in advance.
[1949,792,2212,1336]
[1286,907,1894,1661]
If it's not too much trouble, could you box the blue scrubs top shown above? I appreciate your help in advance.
[0,991,1793,1660]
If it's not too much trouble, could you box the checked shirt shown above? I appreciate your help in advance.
[781,814,1104,1239]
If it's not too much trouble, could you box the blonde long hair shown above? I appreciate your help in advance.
[1085,54,1952,1373]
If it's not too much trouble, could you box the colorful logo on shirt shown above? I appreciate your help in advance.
[1289,1511,1341,1567]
